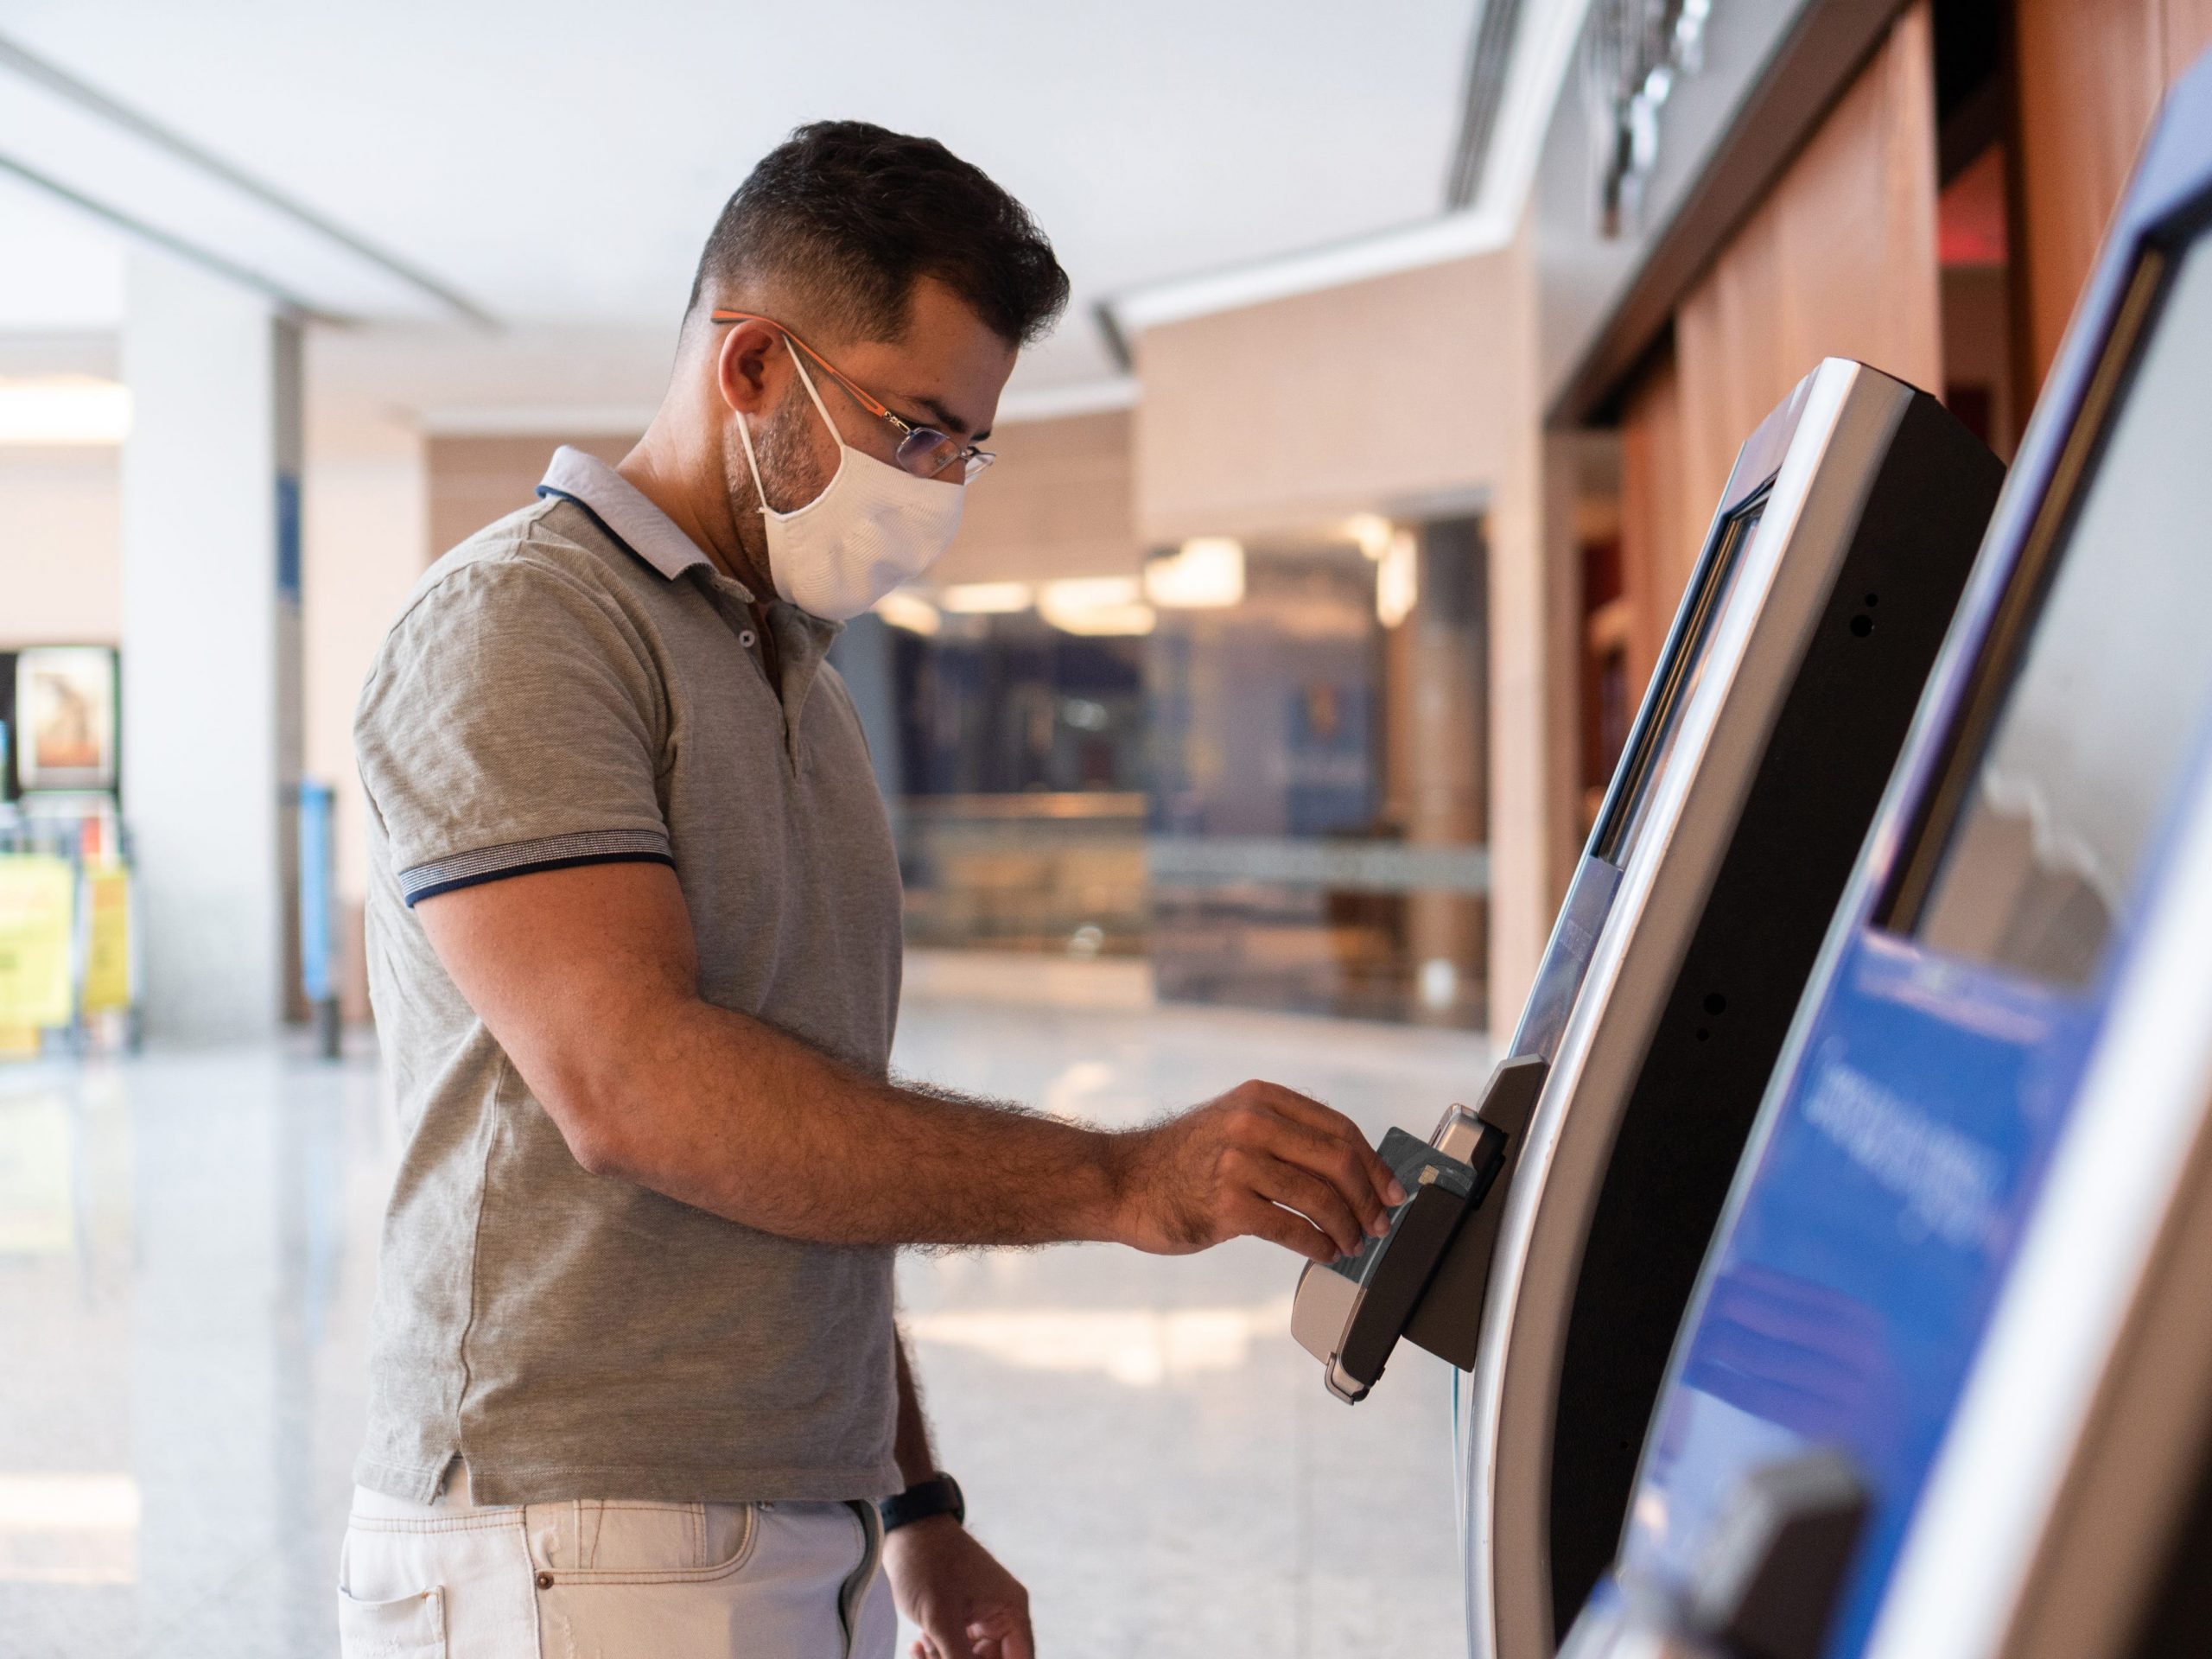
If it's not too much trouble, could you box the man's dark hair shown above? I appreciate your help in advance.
[689,120,1070,348]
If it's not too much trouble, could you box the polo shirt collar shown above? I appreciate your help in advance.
[537,446,727,587]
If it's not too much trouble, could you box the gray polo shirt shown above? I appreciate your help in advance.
[353,445,904,1507]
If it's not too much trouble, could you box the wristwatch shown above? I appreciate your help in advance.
[879,1472,965,1535]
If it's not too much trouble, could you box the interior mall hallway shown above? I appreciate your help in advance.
[0,987,1487,1658]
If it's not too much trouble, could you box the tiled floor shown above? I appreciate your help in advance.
[0,993,1491,1657]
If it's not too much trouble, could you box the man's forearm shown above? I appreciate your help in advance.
[554,993,1126,1248]
[421,864,1397,1263]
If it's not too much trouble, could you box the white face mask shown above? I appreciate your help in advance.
[735,340,966,620]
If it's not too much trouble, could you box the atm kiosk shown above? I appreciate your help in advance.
[1289,360,2002,1650]
[1560,48,2212,1659]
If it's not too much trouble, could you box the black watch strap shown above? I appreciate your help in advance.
[879,1472,965,1534]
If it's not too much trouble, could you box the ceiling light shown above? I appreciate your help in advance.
[1039,577,1154,636]
[1344,513,1395,561]
[1145,537,1245,609]
[1376,528,1419,628]
[873,589,941,636]
[938,582,1034,614]
[0,378,130,444]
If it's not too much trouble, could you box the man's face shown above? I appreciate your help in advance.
[719,276,1019,550]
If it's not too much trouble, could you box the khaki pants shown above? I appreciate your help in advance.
[336,1471,894,1658]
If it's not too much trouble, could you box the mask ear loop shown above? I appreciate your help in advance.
[782,339,840,430]
[735,336,842,515]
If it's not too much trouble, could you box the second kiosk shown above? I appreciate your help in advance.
[1562,45,2212,1659]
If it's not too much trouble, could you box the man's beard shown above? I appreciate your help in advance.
[725,387,834,542]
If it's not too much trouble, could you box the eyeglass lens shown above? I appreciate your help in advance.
[893,427,976,479]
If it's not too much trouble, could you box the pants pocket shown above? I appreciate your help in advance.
[337,1584,446,1657]
[529,1501,758,1584]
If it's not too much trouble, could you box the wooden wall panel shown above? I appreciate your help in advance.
[2170,0,2212,71]
[2014,0,2166,385]
[1617,347,1688,703]
[1676,1,1942,520]
[2012,0,2212,393]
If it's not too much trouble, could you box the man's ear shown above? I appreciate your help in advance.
[713,317,785,417]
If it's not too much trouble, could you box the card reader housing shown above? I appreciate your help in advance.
[1290,1055,1548,1401]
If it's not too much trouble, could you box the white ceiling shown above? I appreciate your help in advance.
[0,0,1486,434]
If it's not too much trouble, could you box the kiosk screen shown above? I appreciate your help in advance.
[1904,238,2212,986]
[1594,499,1765,869]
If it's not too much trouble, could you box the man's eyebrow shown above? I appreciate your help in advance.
[894,391,988,442]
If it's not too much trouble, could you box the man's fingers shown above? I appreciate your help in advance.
[966,1607,1029,1659]
[1251,1156,1367,1257]
[1262,1116,1397,1236]
[1234,1193,1338,1262]
[1244,1084,1407,1209]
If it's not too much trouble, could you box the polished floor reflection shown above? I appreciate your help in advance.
[0,994,1490,1657]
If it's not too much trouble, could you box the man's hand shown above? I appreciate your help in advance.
[1109,1080,1408,1264]
[884,1517,1033,1659]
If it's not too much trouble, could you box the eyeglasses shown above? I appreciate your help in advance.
[710,310,995,481]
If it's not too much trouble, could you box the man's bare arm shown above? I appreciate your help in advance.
[416,861,1403,1259]
[886,1327,1033,1658]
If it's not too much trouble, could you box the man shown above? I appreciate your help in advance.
[342,121,1403,1659]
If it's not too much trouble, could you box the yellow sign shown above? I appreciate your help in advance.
[0,855,75,1030]
[81,867,130,1014]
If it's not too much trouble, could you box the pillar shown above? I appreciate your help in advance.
[119,251,302,1042]
[1405,517,1489,1023]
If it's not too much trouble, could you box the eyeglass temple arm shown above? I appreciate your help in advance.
[707,309,899,423]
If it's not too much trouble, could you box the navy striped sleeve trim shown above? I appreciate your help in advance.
[399,829,674,907]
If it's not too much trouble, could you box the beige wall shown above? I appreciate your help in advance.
[428,433,634,563]
[426,413,1138,587]
[1130,238,1569,1032]
[0,446,122,645]
[1131,251,1527,543]
[1488,265,1574,1035]
[932,408,1139,583]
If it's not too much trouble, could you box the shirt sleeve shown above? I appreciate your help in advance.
[355,554,673,907]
